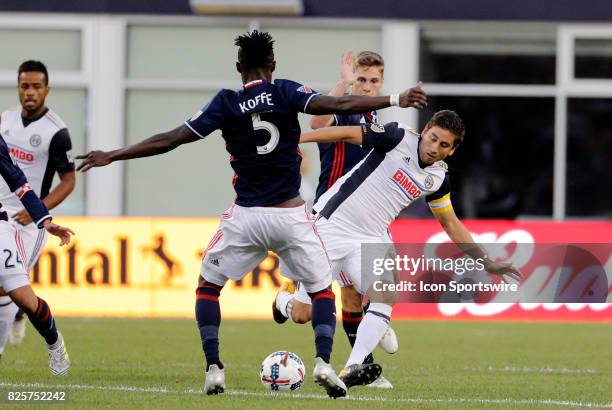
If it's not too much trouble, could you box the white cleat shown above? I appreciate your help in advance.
[9,316,26,345]
[205,364,226,395]
[312,357,347,399]
[47,332,70,376]
[367,375,394,389]
[378,326,398,354]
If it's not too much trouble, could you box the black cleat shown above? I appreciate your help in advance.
[272,300,288,324]
[272,281,296,324]
[339,363,383,388]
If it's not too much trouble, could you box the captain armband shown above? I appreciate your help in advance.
[428,193,453,215]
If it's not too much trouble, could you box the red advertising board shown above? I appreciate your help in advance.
[389,220,612,321]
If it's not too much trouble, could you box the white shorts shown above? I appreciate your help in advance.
[200,203,332,293]
[0,222,30,292]
[293,218,394,305]
[9,220,48,271]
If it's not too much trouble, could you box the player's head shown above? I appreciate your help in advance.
[352,51,384,97]
[18,60,50,114]
[418,110,465,164]
[235,30,276,82]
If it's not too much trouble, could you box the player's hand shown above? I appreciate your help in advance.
[340,51,356,86]
[42,219,74,246]
[399,82,427,109]
[76,150,113,172]
[12,209,33,226]
[483,259,522,283]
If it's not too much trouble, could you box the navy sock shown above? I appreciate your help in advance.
[195,284,224,371]
[308,289,336,363]
[26,297,58,345]
[342,310,374,364]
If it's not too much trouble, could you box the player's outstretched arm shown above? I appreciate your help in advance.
[310,51,356,129]
[433,208,522,282]
[76,124,200,172]
[300,126,363,145]
[306,82,427,115]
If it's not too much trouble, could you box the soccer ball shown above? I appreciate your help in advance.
[259,351,306,391]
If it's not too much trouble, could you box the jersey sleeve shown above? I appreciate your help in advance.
[184,91,225,139]
[361,122,404,153]
[277,79,320,113]
[426,174,453,215]
[49,128,75,173]
[334,114,352,126]
[0,137,51,227]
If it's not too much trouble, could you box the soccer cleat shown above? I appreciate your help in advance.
[338,363,382,388]
[312,357,347,399]
[47,332,70,376]
[8,316,26,345]
[205,364,226,395]
[378,326,398,354]
[367,375,394,389]
[272,281,296,324]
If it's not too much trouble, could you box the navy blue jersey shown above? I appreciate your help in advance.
[0,135,50,227]
[314,111,377,203]
[185,79,319,207]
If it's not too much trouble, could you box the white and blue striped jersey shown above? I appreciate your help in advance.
[313,122,450,237]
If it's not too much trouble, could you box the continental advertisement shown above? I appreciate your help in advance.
[31,217,612,321]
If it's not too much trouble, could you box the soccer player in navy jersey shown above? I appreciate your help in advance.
[0,133,73,374]
[274,51,404,389]
[76,30,426,398]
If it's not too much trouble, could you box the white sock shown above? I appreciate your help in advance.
[0,299,18,354]
[345,303,393,367]
[275,292,294,319]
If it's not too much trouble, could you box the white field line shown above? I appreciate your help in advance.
[10,360,610,374]
[1,382,611,408]
[476,366,608,374]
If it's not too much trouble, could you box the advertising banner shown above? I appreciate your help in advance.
[31,217,611,321]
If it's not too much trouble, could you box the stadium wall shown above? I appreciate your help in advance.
[31,217,612,322]
[0,14,611,219]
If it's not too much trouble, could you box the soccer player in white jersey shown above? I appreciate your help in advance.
[0,61,76,355]
[0,129,73,374]
[275,111,521,388]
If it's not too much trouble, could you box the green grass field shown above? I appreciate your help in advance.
[1,318,611,409]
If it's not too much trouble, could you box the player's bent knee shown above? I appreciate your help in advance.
[366,282,397,305]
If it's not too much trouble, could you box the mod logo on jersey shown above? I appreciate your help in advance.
[9,146,34,163]
[392,169,422,199]
[29,134,42,147]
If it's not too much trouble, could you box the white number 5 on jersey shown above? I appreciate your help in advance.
[252,113,280,155]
